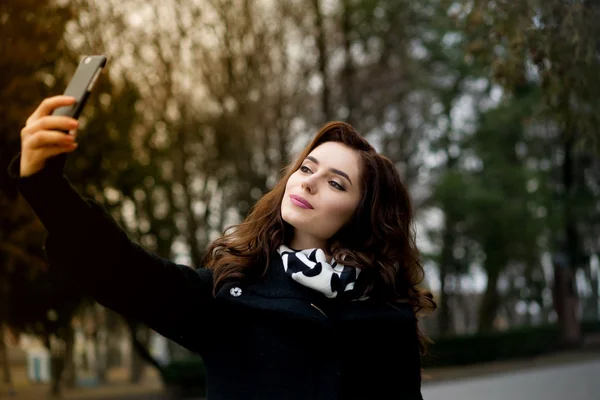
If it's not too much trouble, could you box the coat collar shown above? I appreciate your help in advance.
[215,253,415,326]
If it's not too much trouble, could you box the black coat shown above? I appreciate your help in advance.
[9,156,423,400]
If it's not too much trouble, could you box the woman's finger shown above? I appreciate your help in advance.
[21,116,79,139]
[25,130,76,150]
[34,142,79,160]
[26,96,76,124]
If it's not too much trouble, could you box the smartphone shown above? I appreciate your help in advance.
[46,55,107,173]
[52,55,107,119]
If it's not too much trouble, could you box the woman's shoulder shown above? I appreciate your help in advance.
[193,266,215,280]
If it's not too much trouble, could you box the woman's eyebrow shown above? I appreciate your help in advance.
[306,155,353,186]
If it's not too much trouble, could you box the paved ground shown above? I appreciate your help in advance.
[422,358,600,400]
[2,350,599,399]
[422,348,600,383]
[0,366,165,400]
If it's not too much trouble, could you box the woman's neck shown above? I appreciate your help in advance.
[288,232,326,253]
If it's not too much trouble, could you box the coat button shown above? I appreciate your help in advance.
[230,287,242,297]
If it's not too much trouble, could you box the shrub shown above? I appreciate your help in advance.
[423,320,600,368]
[160,356,207,399]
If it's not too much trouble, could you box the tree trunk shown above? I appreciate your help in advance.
[553,133,581,346]
[437,218,457,335]
[63,325,76,388]
[127,320,164,383]
[129,326,148,383]
[94,328,107,384]
[437,264,451,334]
[340,0,356,126]
[49,335,66,398]
[553,258,581,347]
[311,0,331,121]
[0,323,14,391]
[0,264,15,395]
[478,265,502,333]
[436,122,462,335]
[104,310,122,369]
[50,355,65,397]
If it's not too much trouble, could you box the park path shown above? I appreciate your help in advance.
[422,358,600,400]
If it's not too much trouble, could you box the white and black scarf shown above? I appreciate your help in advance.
[277,245,368,301]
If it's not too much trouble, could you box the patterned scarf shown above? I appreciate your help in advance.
[277,245,368,301]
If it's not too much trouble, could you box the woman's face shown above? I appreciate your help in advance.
[281,141,363,250]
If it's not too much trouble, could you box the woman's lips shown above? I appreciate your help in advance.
[290,195,313,209]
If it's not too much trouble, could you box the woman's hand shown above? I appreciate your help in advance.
[20,95,80,177]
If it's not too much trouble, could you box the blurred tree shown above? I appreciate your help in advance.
[428,82,551,333]
[460,0,600,344]
[427,5,477,335]
[462,0,600,148]
[311,0,332,121]
[467,86,546,332]
[0,0,76,395]
[411,0,490,334]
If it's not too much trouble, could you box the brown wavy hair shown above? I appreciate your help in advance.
[202,121,436,354]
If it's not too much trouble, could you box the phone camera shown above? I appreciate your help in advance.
[84,57,91,64]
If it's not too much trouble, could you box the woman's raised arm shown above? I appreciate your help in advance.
[9,96,215,353]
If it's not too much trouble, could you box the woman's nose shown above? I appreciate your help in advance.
[301,176,316,193]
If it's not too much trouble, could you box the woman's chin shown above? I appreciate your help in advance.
[281,213,303,230]
[281,214,308,235]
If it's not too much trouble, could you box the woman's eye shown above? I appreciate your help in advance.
[329,181,345,191]
[300,165,312,173]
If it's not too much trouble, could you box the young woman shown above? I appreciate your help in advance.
[12,95,436,400]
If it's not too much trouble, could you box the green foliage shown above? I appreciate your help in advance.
[581,320,600,334]
[428,77,549,331]
[424,320,600,368]
[460,0,600,149]
[424,324,560,367]
[463,85,546,253]
[161,357,207,398]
